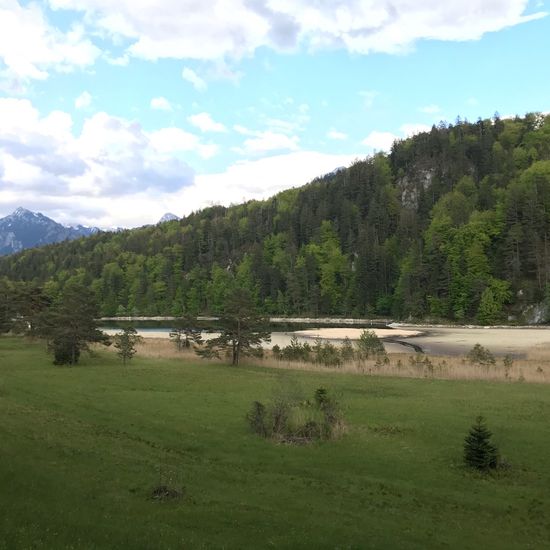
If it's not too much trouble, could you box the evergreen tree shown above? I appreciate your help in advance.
[0,277,15,334]
[196,287,270,365]
[169,314,203,351]
[463,416,499,471]
[356,329,386,360]
[36,282,110,365]
[113,326,142,365]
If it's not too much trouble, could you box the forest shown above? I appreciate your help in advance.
[2,112,550,323]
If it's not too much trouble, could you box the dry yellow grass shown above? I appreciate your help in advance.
[109,337,550,384]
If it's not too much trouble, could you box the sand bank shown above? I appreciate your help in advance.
[293,327,422,340]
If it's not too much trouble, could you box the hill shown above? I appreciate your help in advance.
[0,207,98,256]
[1,113,550,323]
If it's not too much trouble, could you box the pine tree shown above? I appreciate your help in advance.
[169,314,203,351]
[36,282,110,365]
[196,287,270,365]
[113,326,142,365]
[463,416,499,471]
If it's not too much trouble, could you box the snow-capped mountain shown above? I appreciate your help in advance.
[0,207,99,256]
[158,212,180,223]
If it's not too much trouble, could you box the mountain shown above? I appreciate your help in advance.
[158,212,180,223]
[0,208,99,256]
[1,113,550,323]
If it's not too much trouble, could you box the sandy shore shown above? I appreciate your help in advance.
[396,325,550,356]
[103,325,550,357]
[293,327,422,340]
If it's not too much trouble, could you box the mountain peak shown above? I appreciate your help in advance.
[0,208,100,256]
[159,212,180,223]
[12,207,34,217]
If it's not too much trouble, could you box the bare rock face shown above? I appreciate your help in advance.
[398,169,435,209]
[0,207,99,256]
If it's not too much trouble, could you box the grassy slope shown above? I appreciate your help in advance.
[0,338,549,549]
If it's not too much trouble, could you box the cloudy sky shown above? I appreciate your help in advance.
[0,0,548,228]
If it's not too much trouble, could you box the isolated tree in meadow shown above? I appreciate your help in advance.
[169,314,203,351]
[196,287,270,365]
[36,282,110,365]
[113,326,142,365]
[463,416,499,471]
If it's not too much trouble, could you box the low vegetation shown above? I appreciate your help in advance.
[1,336,549,548]
[246,386,345,444]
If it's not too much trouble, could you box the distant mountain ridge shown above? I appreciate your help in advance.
[158,212,180,223]
[0,207,99,256]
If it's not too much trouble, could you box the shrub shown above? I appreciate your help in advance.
[467,343,496,366]
[280,336,311,362]
[246,401,268,437]
[463,416,499,471]
[340,337,355,362]
[356,330,388,365]
[246,386,345,444]
[314,340,341,367]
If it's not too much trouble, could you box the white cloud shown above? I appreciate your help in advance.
[0,0,99,81]
[327,130,348,140]
[75,91,92,109]
[362,123,432,152]
[400,123,431,137]
[150,96,172,111]
[45,1,546,62]
[176,151,360,213]
[419,104,441,114]
[237,131,299,155]
[0,98,200,225]
[188,112,227,133]
[233,124,255,136]
[0,97,361,227]
[149,127,218,159]
[181,67,207,91]
[362,131,399,152]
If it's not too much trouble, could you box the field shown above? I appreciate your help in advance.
[1,337,549,549]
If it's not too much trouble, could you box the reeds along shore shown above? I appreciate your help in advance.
[119,338,550,384]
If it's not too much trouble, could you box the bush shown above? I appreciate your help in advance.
[246,401,268,438]
[313,339,341,367]
[280,336,311,362]
[246,386,345,444]
[467,343,496,366]
[340,337,355,362]
[356,330,387,362]
[463,416,499,471]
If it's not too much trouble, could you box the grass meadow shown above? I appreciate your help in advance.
[1,336,549,549]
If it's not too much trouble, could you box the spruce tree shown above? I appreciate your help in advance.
[463,416,499,471]
[113,326,142,365]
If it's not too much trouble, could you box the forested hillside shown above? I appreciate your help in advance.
[2,113,550,323]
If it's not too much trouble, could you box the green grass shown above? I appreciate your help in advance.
[1,337,549,549]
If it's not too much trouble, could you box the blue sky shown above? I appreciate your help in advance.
[0,0,549,228]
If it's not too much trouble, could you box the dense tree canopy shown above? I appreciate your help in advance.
[2,113,550,323]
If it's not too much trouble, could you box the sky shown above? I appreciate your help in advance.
[0,1,549,229]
